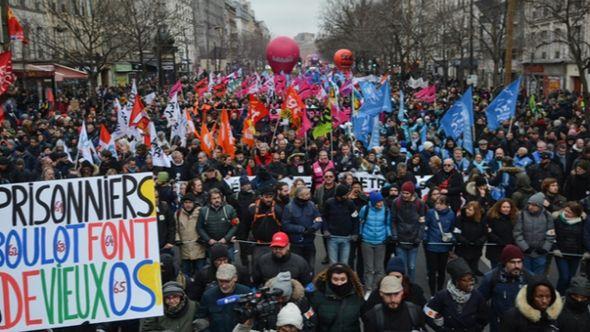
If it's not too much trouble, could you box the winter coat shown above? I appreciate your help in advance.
[176,207,206,260]
[252,251,312,286]
[247,200,283,243]
[308,269,365,332]
[391,197,427,248]
[188,264,251,302]
[478,266,532,326]
[197,204,238,243]
[454,213,487,261]
[526,162,564,192]
[323,197,359,236]
[362,301,425,332]
[556,298,590,332]
[157,202,176,249]
[334,153,359,173]
[428,169,464,212]
[554,213,586,255]
[543,193,566,213]
[513,209,555,257]
[228,191,257,240]
[364,277,427,313]
[202,171,233,197]
[424,288,489,331]
[424,207,456,253]
[311,160,335,189]
[259,276,314,331]
[142,298,198,332]
[195,284,251,332]
[510,173,536,210]
[282,199,322,245]
[485,214,515,265]
[563,172,590,201]
[464,181,495,212]
[359,203,391,245]
[499,285,563,332]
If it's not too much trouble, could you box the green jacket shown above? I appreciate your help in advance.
[308,279,364,332]
[197,203,238,242]
[142,299,198,332]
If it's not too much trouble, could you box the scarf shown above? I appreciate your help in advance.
[165,295,188,318]
[447,280,472,304]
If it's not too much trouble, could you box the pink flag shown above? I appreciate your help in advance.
[299,110,312,136]
[169,80,183,98]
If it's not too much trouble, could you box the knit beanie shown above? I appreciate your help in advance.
[527,192,546,207]
[270,271,293,299]
[446,257,472,282]
[386,256,406,275]
[210,243,229,262]
[500,244,524,265]
[369,191,384,205]
[162,281,185,297]
[276,302,303,330]
[401,181,415,194]
[335,184,350,198]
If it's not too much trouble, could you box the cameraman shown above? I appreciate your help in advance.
[233,303,304,332]
[195,264,250,332]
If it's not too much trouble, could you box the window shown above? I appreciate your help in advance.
[531,52,535,60]
[555,51,560,59]
[542,51,547,59]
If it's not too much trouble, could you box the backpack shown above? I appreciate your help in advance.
[394,197,424,213]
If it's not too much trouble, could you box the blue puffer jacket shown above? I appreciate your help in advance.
[359,203,391,245]
[424,207,455,252]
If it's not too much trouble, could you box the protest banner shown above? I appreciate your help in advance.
[353,172,386,193]
[0,173,163,331]
[224,176,312,193]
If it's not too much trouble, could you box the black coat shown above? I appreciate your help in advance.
[252,251,312,286]
[499,286,563,332]
[485,214,515,265]
[564,173,590,201]
[455,214,487,261]
[557,299,590,332]
[428,169,464,212]
[424,289,489,331]
[157,202,176,249]
[554,215,586,255]
[323,197,359,236]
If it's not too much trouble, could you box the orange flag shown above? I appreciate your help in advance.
[282,86,306,129]
[129,94,149,130]
[200,122,215,156]
[219,109,235,158]
[241,118,255,148]
[248,95,269,125]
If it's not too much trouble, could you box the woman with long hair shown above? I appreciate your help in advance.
[424,195,456,295]
[484,198,518,269]
[553,201,587,294]
[454,201,487,276]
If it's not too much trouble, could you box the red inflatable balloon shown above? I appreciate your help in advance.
[334,49,354,71]
[266,36,300,74]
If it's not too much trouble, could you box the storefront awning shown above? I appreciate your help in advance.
[54,64,88,82]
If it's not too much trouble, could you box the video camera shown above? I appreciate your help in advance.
[217,287,284,323]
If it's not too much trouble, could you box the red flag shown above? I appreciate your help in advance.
[241,119,255,148]
[248,95,269,125]
[169,80,182,98]
[98,124,113,151]
[0,104,5,124]
[218,109,235,158]
[129,94,149,130]
[194,78,209,96]
[7,7,26,43]
[0,52,15,96]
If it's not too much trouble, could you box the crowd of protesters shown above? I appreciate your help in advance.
[3,70,590,332]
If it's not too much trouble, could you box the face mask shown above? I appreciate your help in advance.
[330,282,353,297]
[567,298,589,312]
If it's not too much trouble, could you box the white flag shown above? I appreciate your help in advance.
[77,121,97,165]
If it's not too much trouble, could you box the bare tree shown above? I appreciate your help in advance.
[476,0,507,87]
[40,0,131,91]
[525,0,590,117]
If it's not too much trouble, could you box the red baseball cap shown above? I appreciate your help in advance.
[270,232,290,247]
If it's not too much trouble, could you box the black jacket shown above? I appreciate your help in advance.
[247,200,283,243]
[362,302,425,332]
[554,214,587,255]
[157,202,176,249]
[485,214,515,265]
[323,197,359,236]
[428,169,464,212]
[252,251,312,286]
[557,298,590,332]
[499,285,562,332]
[425,289,489,331]
[455,213,487,261]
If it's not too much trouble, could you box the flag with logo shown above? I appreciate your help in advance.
[440,87,474,154]
[77,121,97,164]
[485,77,521,130]
[98,124,118,158]
[0,52,15,96]
[7,7,26,42]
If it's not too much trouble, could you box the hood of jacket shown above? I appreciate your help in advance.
[515,285,563,322]
[313,267,364,298]
[264,276,306,301]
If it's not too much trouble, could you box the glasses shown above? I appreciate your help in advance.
[324,175,334,178]
[443,164,453,167]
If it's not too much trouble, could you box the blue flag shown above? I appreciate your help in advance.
[382,81,392,113]
[441,87,474,154]
[398,89,406,122]
[352,112,373,147]
[486,77,521,130]
[368,115,381,150]
[359,81,391,116]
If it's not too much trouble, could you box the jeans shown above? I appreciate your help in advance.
[361,242,386,291]
[181,258,207,277]
[555,257,581,294]
[524,254,547,275]
[327,236,351,264]
[291,243,317,269]
[395,247,419,282]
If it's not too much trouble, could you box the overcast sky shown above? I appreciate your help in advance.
[249,0,322,38]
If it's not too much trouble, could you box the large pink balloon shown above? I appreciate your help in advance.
[266,36,300,74]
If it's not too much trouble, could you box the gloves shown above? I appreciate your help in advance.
[536,248,548,255]
[552,249,563,258]
[583,252,590,260]
[524,248,534,255]
[323,230,331,239]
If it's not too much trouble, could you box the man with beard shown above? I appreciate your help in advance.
[282,187,323,267]
[427,159,464,212]
[252,232,312,286]
[362,276,426,331]
[557,276,590,331]
[275,182,291,210]
[478,245,532,332]
[195,264,250,332]
[142,281,198,332]
[334,144,358,173]
[229,176,257,268]
[197,188,239,260]
[308,263,365,332]
[246,186,283,260]
[424,257,489,331]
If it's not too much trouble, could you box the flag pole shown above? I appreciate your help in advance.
[507,118,514,137]
[329,129,334,158]
[271,118,280,146]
